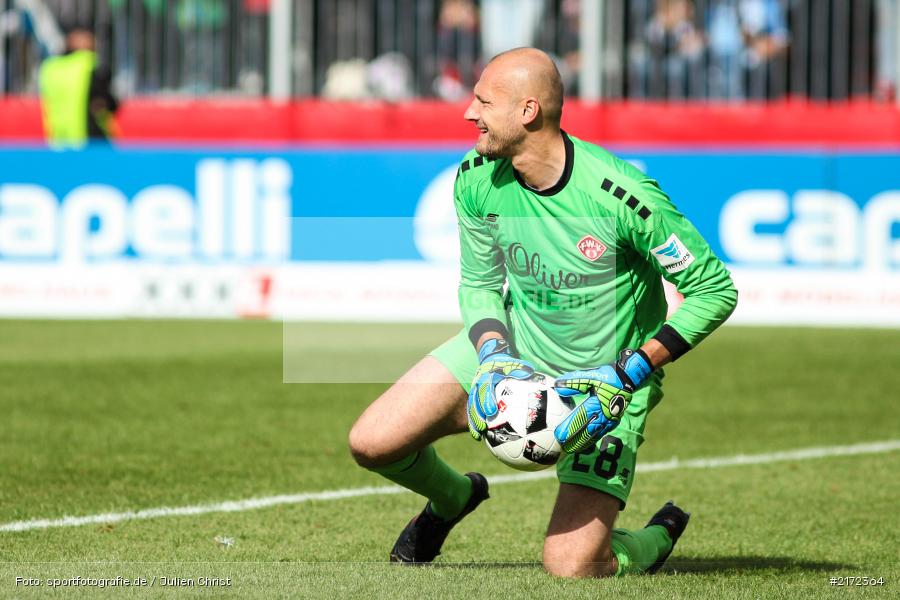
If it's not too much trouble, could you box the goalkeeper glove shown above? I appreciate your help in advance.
[467,338,535,440]
[552,349,652,454]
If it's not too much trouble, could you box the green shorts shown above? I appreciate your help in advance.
[430,329,664,509]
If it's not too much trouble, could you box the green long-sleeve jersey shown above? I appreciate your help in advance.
[454,131,737,373]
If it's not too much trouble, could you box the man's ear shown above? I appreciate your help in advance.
[521,97,540,125]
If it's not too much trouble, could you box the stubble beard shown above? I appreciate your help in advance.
[476,126,524,159]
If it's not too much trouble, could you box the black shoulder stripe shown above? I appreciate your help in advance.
[461,155,493,173]
[602,177,654,220]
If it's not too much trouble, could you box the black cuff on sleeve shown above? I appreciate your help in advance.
[468,318,509,347]
[652,324,692,361]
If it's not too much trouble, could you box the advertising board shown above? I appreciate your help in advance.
[1,146,897,325]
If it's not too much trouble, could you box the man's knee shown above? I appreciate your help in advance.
[542,483,621,578]
[347,355,467,470]
[542,539,616,578]
[543,536,618,578]
[347,420,391,469]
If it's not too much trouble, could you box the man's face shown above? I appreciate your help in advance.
[67,30,95,52]
[463,66,524,158]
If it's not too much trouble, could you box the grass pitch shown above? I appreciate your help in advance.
[1,320,898,599]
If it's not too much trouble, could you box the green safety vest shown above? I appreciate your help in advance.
[39,50,98,148]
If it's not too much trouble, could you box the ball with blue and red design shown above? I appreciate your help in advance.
[552,349,653,454]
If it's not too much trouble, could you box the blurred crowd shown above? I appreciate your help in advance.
[629,0,790,99]
[430,0,791,100]
[1,0,897,102]
[426,0,895,101]
[1,0,271,95]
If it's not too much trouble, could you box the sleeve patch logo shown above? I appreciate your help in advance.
[651,234,695,273]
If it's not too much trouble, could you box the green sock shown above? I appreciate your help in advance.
[610,526,673,575]
[368,446,473,520]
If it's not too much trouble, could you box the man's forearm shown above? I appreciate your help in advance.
[475,331,507,354]
[638,338,672,370]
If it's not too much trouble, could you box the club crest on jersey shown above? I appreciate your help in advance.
[576,235,607,262]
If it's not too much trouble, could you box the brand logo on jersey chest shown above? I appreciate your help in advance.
[576,235,607,261]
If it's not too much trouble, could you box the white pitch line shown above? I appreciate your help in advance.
[3,439,899,534]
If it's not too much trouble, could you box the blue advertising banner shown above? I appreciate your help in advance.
[1,146,897,267]
[1,146,898,324]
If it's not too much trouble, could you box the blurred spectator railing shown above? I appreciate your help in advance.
[602,0,896,102]
[1,0,272,96]
[0,0,897,102]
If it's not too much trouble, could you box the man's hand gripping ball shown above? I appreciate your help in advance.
[467,338,536,440]
[552,349,653,453]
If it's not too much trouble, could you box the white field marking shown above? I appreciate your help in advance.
[2,439,899,534]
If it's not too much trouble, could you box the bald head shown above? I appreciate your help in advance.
[464,47,566,158]
[485,48,564,126]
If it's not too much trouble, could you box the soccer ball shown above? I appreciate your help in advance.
[482,373,575,472]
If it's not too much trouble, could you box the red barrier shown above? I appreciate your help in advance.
[2,97,899,146]
[0,97,45,141]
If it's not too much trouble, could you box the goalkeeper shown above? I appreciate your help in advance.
[349,47,737,577]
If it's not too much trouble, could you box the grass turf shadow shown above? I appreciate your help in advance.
[422,556,849,574]
[663,555,851,574]
[413,562,543,570]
